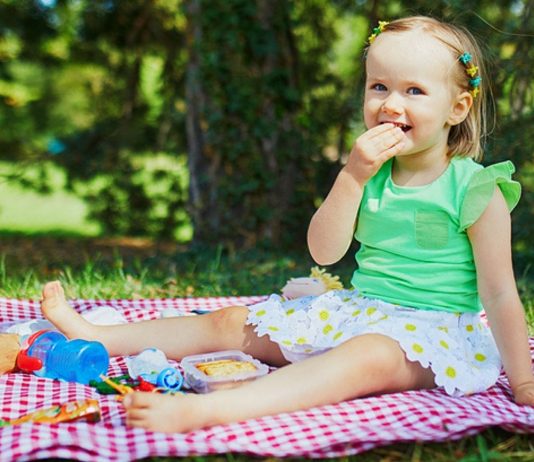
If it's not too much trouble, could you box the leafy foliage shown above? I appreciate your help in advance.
[0,1,532,271]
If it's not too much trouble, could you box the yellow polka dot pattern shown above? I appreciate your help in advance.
[412,343,424,354]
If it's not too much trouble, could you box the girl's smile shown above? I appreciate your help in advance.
[380,121,412,132]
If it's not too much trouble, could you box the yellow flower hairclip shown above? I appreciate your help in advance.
[367,21,390,44]
[466,65,478,78]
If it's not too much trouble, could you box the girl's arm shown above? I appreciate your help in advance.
[308,124,405,265]
[468,188,534,406]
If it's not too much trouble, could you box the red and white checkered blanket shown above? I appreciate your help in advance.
[1,296,533,462]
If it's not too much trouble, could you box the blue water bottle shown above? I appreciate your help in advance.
[16,330,109,385]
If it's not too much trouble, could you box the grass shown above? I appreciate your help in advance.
[1,241,533,462]
[0,161,100,236]
[0,157,192,240]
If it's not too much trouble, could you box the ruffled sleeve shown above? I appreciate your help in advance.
[459,161,521,231]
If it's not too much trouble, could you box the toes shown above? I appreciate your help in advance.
[124,406,150,423]
[122,392,193,433]
[124,409,171,433]
[42,281,61,299]
[42,281,66,303]
[122,391,154,410]
[123,393,160,430]
[124,411,150,429]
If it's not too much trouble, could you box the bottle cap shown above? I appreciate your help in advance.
[16,330,48,373]
[156,367,183,391]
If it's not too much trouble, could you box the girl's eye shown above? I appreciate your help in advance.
[371,83,387,91]
[407,87,424,95]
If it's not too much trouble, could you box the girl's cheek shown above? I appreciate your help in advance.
[362,110,375,129]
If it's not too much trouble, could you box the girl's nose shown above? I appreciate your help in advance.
[381,93,403,115]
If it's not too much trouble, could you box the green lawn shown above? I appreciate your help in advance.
[0,161,99,236]
[0,157,192,240]
[0,245,532,462]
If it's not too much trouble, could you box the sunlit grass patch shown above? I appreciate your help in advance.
[0,161,99,236]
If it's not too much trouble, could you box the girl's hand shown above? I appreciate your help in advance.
[512,380,534,406]
[345,123,406,185]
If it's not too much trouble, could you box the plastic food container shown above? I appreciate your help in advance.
[181,350,269,393]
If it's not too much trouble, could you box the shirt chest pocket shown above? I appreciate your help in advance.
[415,210,449,249]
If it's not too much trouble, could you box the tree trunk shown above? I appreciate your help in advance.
[255,0,300,244]
[184,0,218,242]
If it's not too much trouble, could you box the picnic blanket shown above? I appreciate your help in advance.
[1,296,533,462]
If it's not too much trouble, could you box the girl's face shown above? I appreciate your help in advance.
[364,30,465,160]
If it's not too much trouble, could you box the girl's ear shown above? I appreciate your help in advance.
[448,91,473,126]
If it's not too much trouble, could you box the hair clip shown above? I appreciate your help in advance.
[458,52,481,98]
[367,21,389,44]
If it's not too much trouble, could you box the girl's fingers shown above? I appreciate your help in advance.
[358,126,405,158]
[379,140,405,162]
[365,122,398,138]
[346,124,406,183]
[374,127,405,152]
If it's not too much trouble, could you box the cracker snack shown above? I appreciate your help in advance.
[195,359,257,377]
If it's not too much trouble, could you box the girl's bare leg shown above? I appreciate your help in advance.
[124,333,436,433]
[40,281,287,366]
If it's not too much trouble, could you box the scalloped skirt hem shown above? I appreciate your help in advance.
[246,289,502,397]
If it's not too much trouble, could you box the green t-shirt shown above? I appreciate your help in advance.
[351,157,521,313]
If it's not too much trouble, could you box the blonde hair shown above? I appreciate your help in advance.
[370,16,488,160]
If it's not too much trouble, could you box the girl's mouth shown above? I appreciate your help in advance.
[381,122,412,132]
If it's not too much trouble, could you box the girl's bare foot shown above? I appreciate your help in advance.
[123,392,214,433]
[41,281,96,339]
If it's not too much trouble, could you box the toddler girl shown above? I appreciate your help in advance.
[41,16,534,433]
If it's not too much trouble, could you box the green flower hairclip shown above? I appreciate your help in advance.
[459,52,482,99]
[368,21,390,44]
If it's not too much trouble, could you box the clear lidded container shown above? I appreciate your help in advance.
[181,350,269,393]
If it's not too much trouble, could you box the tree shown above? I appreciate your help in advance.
[0,0,532,270]
[184,0,321,246]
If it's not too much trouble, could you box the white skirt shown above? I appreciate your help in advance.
[246,289,502,396]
